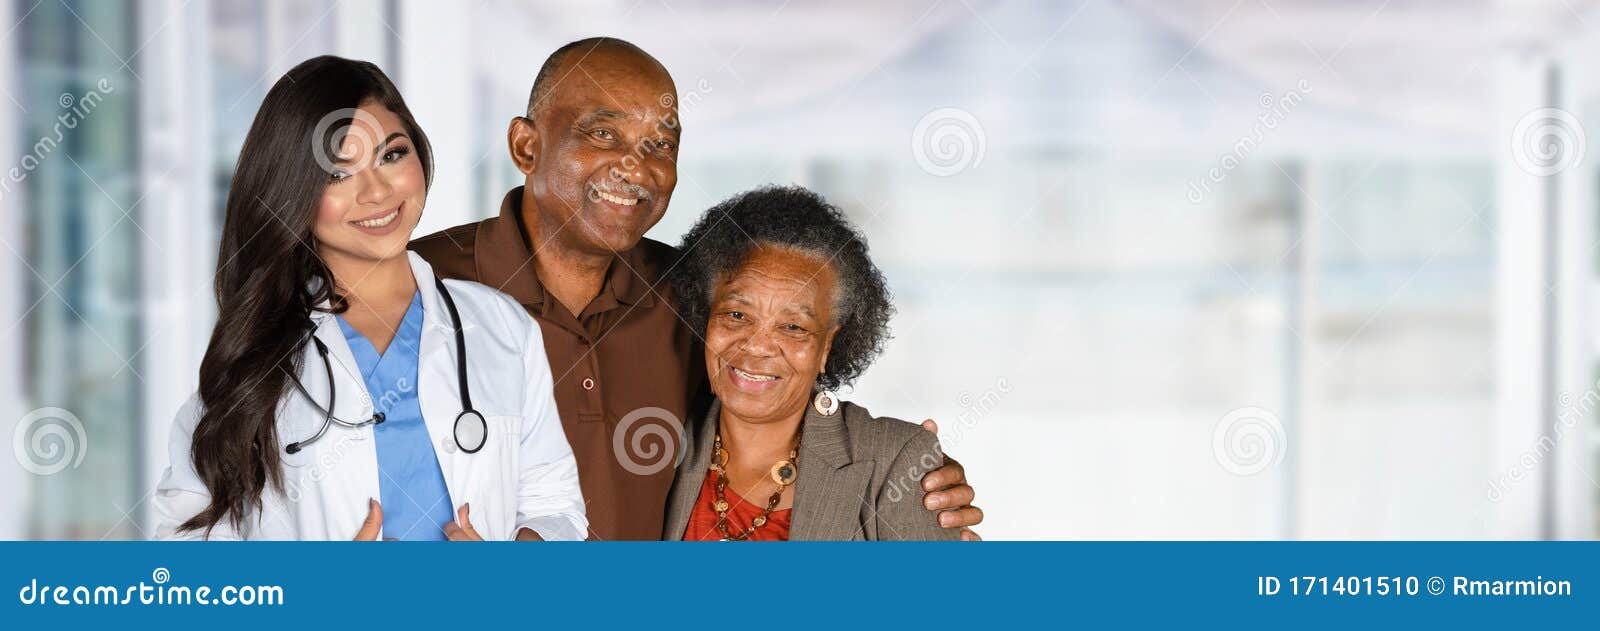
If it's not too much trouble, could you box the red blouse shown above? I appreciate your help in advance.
[682,470,792,541]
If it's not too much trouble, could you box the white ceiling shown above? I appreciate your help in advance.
[1122,0,1600,134]
[462,0,1600,158]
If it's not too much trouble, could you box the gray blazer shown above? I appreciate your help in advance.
[664,398,959,541]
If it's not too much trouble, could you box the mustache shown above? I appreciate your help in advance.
[587,181,653,202]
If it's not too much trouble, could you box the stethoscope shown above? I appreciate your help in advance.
[284,278,488,456]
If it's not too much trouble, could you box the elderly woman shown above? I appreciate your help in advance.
[663,186,958,541]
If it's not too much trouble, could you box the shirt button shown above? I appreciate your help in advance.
[441,436,457,454]
[582,377,595,391]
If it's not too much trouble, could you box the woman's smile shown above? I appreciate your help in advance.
[348,204,405,235]
[727,364,783,391]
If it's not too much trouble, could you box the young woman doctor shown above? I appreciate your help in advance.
[151,56,586,541]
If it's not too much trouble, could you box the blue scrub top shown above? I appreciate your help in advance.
[337,292,454,541]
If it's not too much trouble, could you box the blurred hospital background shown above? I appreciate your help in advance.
[2,0,1597,540]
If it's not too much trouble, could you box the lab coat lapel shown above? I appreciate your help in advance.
[411,253,466,510]
[303,307,382,537]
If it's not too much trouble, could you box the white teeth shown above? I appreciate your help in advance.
[596,190,639,206]
[354,209,398,228]
[732,367,776,382]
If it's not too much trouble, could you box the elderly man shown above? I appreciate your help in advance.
[412,37,981,540]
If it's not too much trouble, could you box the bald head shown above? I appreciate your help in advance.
[526,37,674,119]
[506,36,680,260]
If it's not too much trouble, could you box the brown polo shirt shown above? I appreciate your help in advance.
[410,186,703,540]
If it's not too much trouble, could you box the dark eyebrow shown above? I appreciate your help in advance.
[377,132,407,152]
[332,132,408,164]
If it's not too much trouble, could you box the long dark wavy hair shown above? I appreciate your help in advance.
[180,56,433,536]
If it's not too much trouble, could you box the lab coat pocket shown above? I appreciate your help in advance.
[277,416,318,469]
[486,412,524,442]
[280,447,314,469]
[275,391,353,469]
[471,413,524,540]
[274,416,326,516]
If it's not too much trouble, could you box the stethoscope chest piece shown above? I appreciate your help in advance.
[454,409,487,454]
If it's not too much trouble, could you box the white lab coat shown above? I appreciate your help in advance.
[151,252,587,541]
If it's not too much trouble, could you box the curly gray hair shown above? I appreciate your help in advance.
[670,186,895,390]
